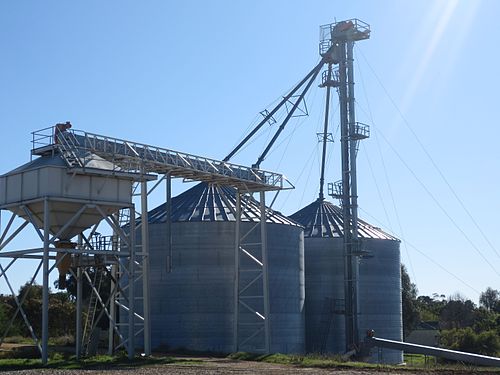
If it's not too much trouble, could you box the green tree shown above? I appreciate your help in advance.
[416,294,446,322]
[440,327,500,356]
[401,264,419,338]
[0,301,8,334]
[1,282,77,339]
[49,292,76,336]
[473,308,499,333]
[440,293,475,330]
[479,287,499,312]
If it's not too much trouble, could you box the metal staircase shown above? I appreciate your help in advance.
[56,129,85,168]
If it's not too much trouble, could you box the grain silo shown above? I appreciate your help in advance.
[290,199,403,363]
[138,182,305,354]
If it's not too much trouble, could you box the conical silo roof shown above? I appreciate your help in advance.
[147,182,300,225]
[290,198,398,240]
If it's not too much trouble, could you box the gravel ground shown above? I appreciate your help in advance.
[0,357,493,375]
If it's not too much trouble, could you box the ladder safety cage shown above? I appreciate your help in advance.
[319,68,340,88]
[350,122,370,140]
[328,181,343,199]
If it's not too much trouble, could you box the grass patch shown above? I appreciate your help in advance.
[404,353,438,367]
[48,335,74,347]
[260,353,387,369]
[229,352,377,368]
[229,352,500,373]
[3,336,33,344]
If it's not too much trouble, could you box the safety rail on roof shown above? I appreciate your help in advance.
[31,126,294,192]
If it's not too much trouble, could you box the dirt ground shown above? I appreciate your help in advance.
[0,356,495,375]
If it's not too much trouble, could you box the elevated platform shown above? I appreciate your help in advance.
[31,126,294,192]
[319,19,370,56]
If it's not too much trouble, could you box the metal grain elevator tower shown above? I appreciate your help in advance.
[320,19,371,352]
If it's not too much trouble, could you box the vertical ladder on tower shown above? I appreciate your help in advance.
[319,298,345,353]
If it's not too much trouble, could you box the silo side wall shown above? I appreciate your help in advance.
[267,224,305,354]
[146,221,304,354]
[304,237,345,354]
[358,239,403,364]
[149,221,234,353]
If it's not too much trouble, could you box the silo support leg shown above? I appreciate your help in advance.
[233,192,241,352]
[108,263,117,355]
[165,173,172,273]
[128,206,136,360]
[141,180,151,356]
[42,198,50,364]
[260,191,270,354]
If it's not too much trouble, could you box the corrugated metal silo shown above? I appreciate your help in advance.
[141,182,305,354]
[290,198,403,364]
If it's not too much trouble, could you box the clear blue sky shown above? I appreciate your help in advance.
[0,0,498,303]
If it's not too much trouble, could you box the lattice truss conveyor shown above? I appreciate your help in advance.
[32,126,293,192]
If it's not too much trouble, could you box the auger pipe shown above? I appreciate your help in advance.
[223,58,327,163]
[365,335,500,367]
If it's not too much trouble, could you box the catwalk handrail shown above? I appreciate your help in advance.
[31,127,293,191]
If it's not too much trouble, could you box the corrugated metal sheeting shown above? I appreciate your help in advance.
[141,182,305,354]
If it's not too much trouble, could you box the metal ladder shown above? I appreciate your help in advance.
[319,298,345,353]
[83,268,104,355]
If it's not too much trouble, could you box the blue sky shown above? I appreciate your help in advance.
[0,0,498,303]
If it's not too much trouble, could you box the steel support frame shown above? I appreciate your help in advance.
[233,188,270,353]
[0,196,144,363]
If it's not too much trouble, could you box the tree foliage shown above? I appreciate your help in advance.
[479,287,500,312]
[0,282,76,339]
[401,264,419,338]
[440,327,500,356]
[440,294,475,330]
[407,286,500,357]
